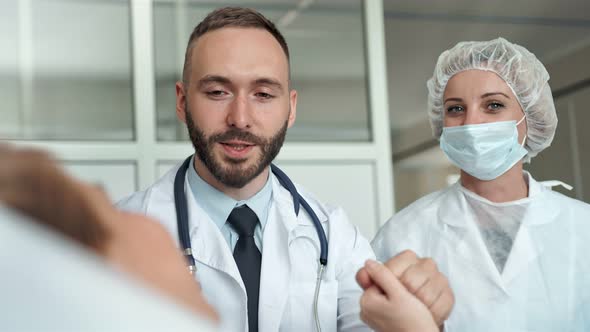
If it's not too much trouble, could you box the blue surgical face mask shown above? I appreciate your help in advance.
[440,116,528,181]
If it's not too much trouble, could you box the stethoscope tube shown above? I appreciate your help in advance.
[174,157,196,273]
[268,163,328,332]
[269,164,328,265]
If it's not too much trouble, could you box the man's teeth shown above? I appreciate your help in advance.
[228,144,247,150]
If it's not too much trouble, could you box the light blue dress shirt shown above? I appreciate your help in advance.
[187,156,272,252]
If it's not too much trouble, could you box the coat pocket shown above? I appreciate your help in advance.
[280,280,338,331]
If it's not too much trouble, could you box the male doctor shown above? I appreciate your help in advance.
[118,7,453,331]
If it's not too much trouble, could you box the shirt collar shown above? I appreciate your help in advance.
[186,156,273,230]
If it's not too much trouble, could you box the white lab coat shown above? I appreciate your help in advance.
[118,162,374,332]
[372,173,590,331]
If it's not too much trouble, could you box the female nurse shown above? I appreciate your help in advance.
[371,37,590,331]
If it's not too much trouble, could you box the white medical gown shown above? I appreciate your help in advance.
[372,172,590,331]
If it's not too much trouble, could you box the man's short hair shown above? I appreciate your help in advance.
[182,7,290,83]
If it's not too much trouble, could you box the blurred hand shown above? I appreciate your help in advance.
[357,250,454,329]
[0,144,217,321]
[83,184,218,321]
[358,259,438,332]
[0,144,108,249]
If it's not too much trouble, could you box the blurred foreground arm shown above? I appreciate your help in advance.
[0,144,217,321]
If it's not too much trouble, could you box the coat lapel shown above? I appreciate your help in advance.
[258,177,298,332]
[185,176,245,291]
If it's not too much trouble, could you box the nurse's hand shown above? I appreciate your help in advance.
[358,259,438,332]
[357,250,454,329]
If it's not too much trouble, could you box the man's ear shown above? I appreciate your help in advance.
[287,89,297,128]
[175,81,187,124]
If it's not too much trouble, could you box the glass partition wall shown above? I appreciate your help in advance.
[3,0,394,239]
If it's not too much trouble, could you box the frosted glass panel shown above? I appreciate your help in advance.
[63,163,137,202]
[1,0,134,140]
[153,1,370,142]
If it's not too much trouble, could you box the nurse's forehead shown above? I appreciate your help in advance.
[190,27,290,82]
[445,70,512,95]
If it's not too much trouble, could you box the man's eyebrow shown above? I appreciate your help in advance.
[253,78,283,90]
[197,75,231,88]
[481,92,510,99]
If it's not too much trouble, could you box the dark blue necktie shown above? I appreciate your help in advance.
[227,205,261,332]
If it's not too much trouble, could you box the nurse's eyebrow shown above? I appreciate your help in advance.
[443,97,463,104]
[481,92,510,99]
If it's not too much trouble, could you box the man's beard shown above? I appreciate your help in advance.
[185,107,288,189]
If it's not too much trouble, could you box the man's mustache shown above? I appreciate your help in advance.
[210,129,266,146]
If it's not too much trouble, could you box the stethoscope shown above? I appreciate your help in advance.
[173,156,328,331]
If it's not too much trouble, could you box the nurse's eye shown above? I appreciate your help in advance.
[487,101,505,111]
[446,105,464,114]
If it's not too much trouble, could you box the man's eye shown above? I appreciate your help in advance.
[256,92,274,99]
[206,90,227,97]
